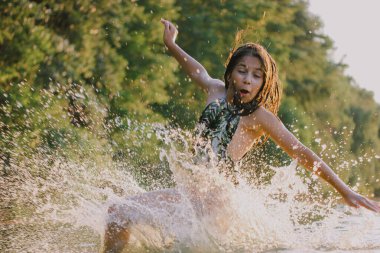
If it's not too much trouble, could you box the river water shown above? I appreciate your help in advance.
[1,124,379,253]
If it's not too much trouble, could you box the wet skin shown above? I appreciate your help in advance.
[227,56,264,104]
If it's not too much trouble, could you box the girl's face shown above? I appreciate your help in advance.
[228,56,264,104]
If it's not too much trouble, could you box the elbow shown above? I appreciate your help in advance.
[190,70,207,81]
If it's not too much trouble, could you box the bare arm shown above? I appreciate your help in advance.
[257,107,380,212]
[161,19,225,101]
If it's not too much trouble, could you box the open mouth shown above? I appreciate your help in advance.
[239,89,249,96]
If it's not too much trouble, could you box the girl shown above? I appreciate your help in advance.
[159,18,378,211]
[103,19,379,253]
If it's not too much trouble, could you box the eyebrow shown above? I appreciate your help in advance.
[236,63,263,71]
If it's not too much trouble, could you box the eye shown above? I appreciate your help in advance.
[238,69,246,74]
[254,74,262,78]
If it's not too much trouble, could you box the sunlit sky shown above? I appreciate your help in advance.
[308,0,380,103]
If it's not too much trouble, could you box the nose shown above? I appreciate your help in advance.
[243,75,252,84]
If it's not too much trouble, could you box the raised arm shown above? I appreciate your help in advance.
[161,19,225,101]
[257,107,380,212]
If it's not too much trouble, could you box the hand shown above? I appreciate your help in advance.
[342,190,380,213]
[160,18,178,47]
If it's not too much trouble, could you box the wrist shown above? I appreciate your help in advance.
[325,173,353,197]
[337,186,354,198]
[165,41,177,51]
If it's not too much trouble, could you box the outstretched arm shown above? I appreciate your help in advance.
[257,108,380,212]
[160,19,225,101]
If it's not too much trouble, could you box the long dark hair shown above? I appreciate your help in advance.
[224,43,282,116]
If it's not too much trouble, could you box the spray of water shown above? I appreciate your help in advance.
[1,123,379,253]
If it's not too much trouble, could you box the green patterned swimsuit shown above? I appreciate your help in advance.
[197,97,260,160]
[197,98,241,159]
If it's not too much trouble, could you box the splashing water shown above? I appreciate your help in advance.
[1,124,380,253]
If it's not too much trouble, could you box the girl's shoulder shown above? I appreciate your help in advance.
[206,81,226,104]
[244,106,278,127]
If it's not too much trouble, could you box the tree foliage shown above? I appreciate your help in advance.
[1,0,379,196]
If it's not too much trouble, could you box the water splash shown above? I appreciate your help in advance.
[1,124,379,253]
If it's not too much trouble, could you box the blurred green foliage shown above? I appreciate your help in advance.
[1,0,379,196]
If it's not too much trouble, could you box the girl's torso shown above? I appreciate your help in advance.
[197,98,264,161]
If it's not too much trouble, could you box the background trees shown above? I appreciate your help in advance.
[1,0,379,196]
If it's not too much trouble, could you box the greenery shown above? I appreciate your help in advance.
[1,0,379,196]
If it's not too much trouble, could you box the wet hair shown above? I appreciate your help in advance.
[224,43,282,116]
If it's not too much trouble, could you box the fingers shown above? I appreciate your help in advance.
[161,18,169,30]
[345,193,380,213]
[160,18,170,28]
[358,197,380,213]
[365,199,380,212]
[168,21,175,31]
[160,18,178,46]
[360,201,375,212]
[160,18,176,31]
